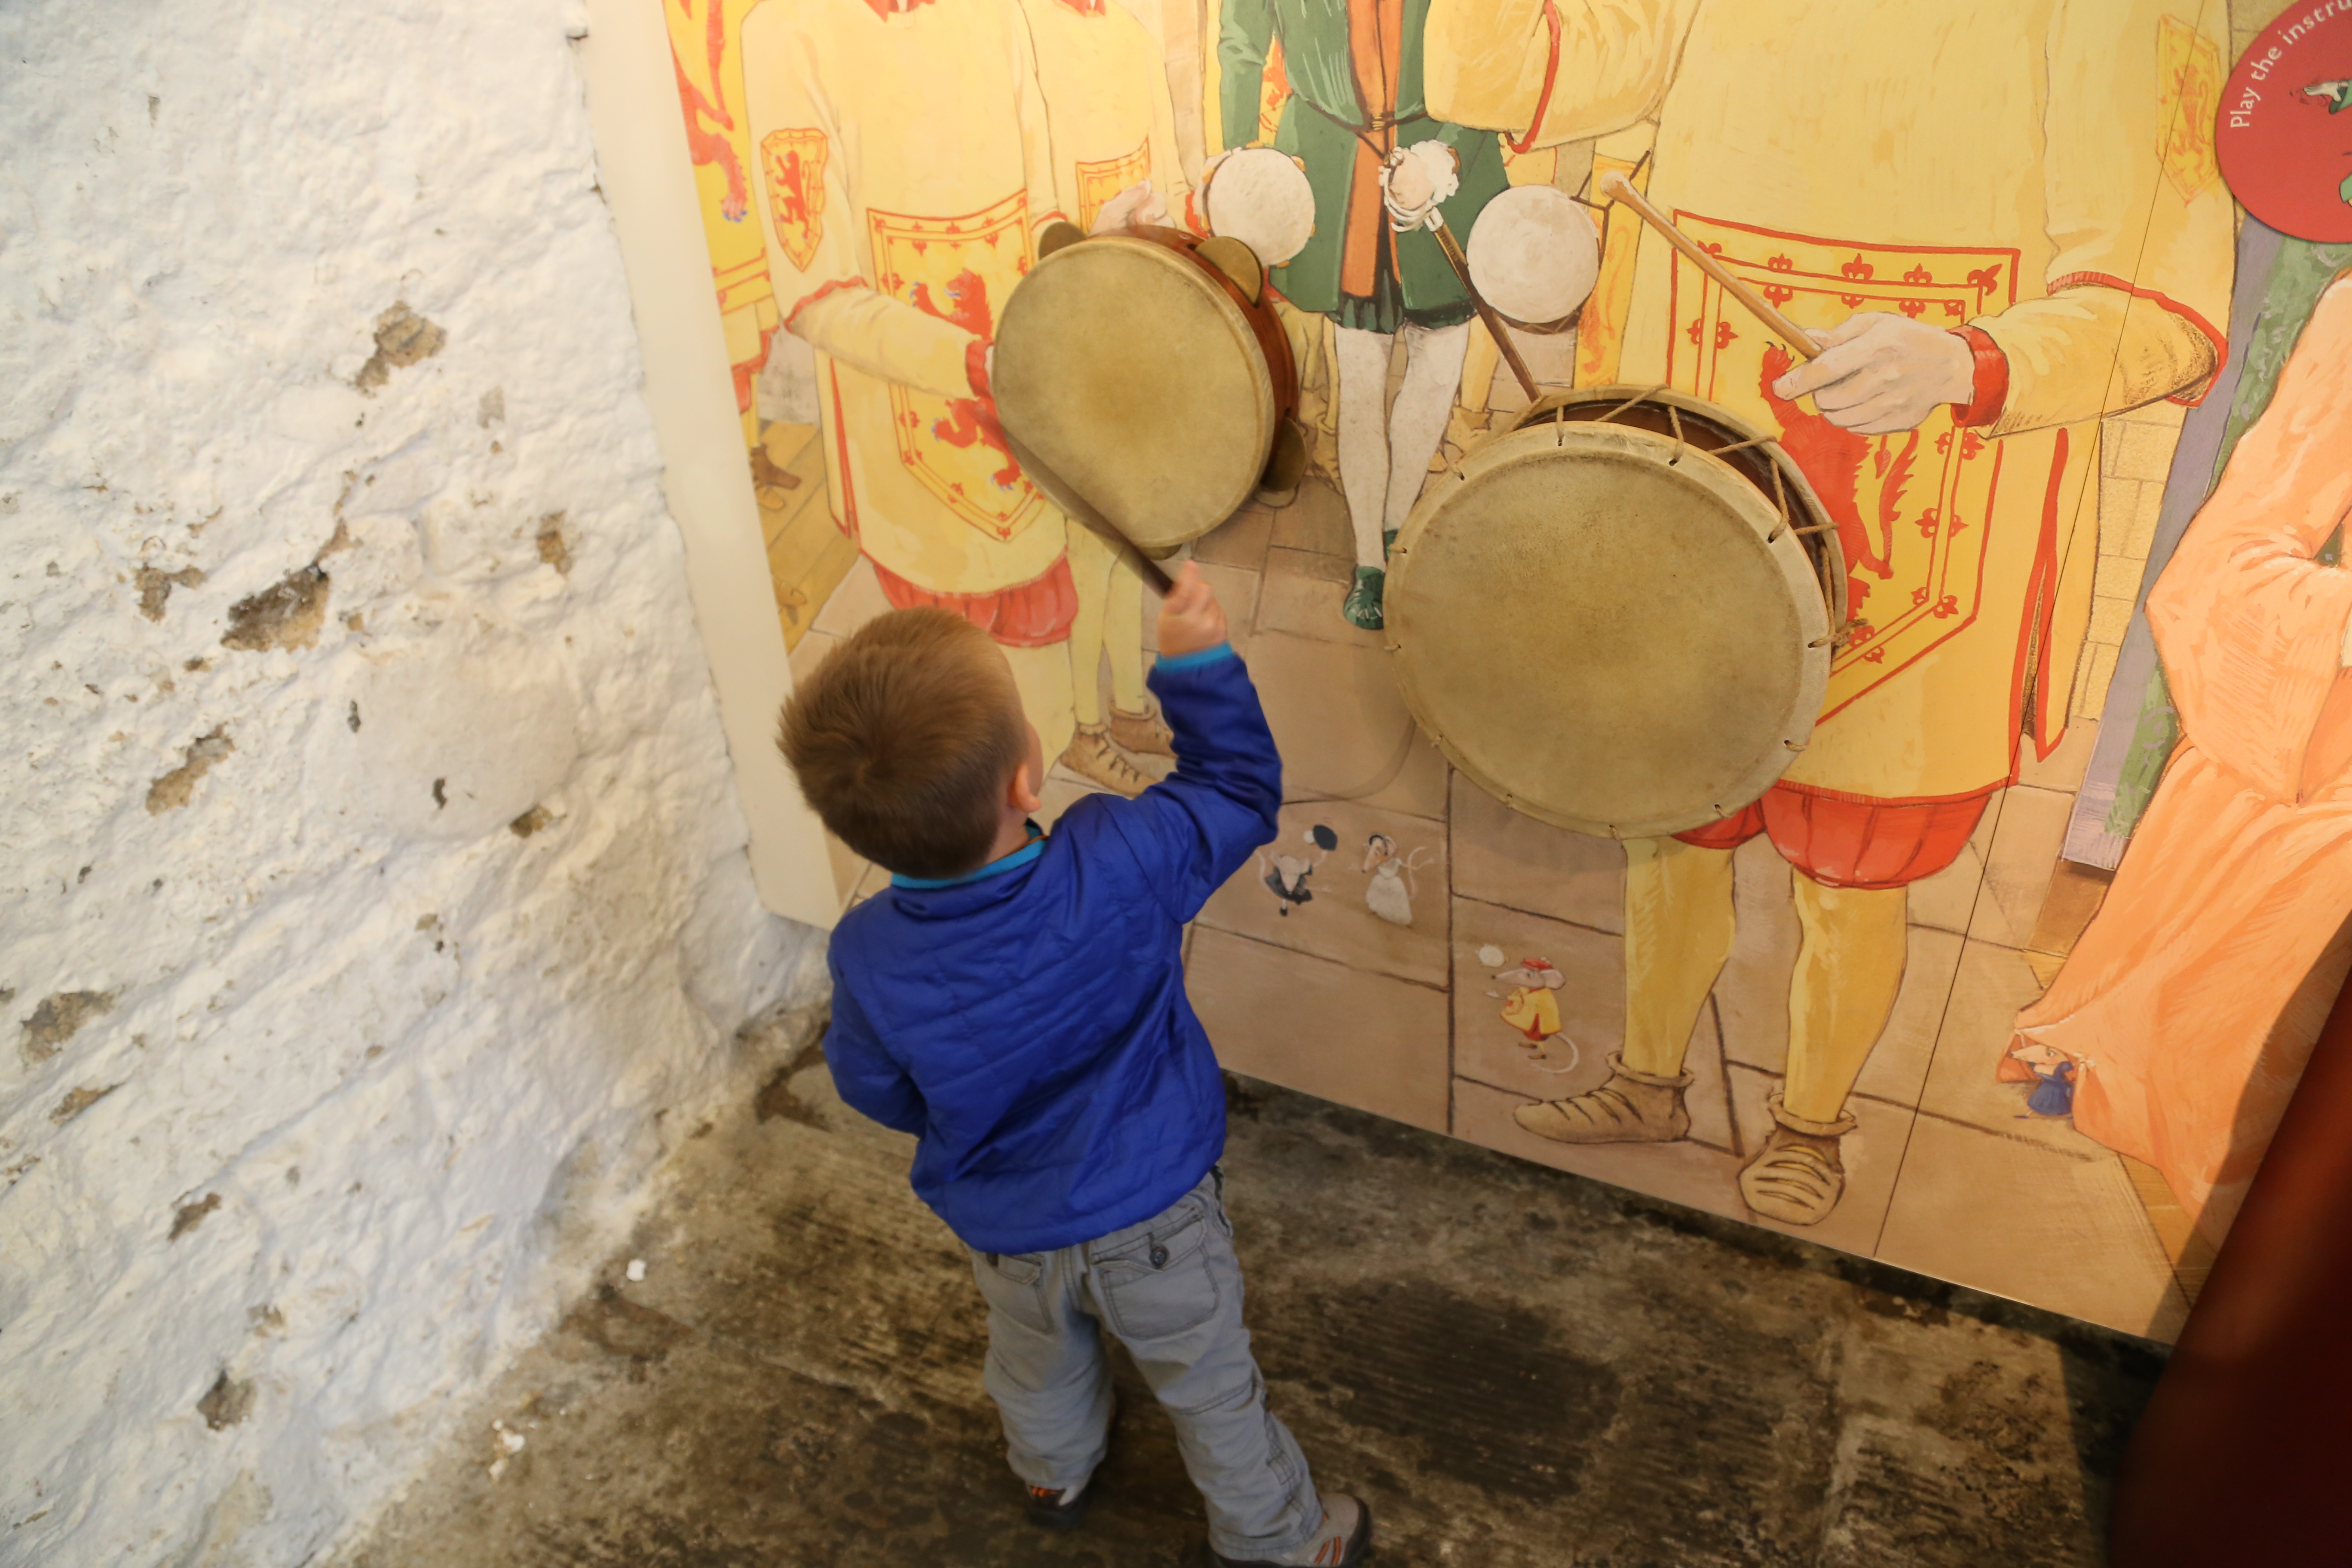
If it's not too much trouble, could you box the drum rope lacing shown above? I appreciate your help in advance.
[1544,384,1816,525]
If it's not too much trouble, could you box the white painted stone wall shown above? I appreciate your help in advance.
[0,3,823,1562]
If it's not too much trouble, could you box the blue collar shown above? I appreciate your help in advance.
[890,823,1046,889]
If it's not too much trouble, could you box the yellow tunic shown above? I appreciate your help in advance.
[741,0,1071,596]
[1424,0,2235,801]
[1017,0,1190,230]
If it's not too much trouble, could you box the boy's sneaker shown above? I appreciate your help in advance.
[1212,1495,1373,1566]
[1024,1479,1090,1530]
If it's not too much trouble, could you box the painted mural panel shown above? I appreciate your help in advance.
[661,0,2352,1339]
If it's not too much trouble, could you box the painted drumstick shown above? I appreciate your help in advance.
[1595,171,1824,361]
[1426,214,1543,402]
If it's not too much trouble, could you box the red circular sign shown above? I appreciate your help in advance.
[2216,5,2352,241]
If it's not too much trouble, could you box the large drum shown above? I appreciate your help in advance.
[1384,386,1847,839]
[992,224,1299,553]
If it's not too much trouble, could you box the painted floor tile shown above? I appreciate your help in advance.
[1191,502,1275,572]
[1267,476,1352,558]
[1188,926,1451,1133]
[1914,939,2117,1162]
[1246,629,1449,821]
[1968,785,2077,949]
[1874,1115,2187,1341]
[1198,799,1450,987]
[1254,548,1381,649]
[1448,774,1627,934]
[809,554,891,638]
[2018,716,2099,792]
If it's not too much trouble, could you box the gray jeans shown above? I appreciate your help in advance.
[967,1169,1323,1559]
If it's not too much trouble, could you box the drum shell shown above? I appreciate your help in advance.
[992,226,1298,553]
[1385,387,1841,839]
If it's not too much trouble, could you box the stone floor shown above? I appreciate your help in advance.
[350,1035,2165,1568]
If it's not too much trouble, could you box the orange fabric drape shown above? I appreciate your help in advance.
[2008,275,2352,1244]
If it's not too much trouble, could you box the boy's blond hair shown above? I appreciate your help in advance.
[778,608,1026,881]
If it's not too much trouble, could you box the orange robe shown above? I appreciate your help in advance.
[2012,274,2352,1245]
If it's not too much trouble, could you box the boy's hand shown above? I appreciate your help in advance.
[1156,561,1228,659]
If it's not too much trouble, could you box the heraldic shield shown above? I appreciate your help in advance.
[867,193,1048,545]
[760,127,828,272]
[1660,213,2024,719]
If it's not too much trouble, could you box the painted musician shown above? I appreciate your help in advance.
[1218,0,1511,631]
[1016,0,1191,795]
[1424,0,2234,1224]
[742,0,1080,766]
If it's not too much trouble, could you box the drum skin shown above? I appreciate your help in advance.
[1386,389,1839,839]
[992,227,1296,552]
[1511,386,1847,634]
[1464,185,1599,331]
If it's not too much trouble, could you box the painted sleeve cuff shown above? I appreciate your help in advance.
[1152,642,1239,673]
[1951,325,2009,429]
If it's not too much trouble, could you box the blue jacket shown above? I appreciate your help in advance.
[821,644,1281,1253]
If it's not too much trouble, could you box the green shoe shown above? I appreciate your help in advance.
[1342,567,1385,630]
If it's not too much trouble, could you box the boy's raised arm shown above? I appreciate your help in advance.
[1109,565,1283,923]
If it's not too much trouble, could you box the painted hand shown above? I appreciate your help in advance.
[1381,142,1458,232]
[1769,312,1976,434]
[1090,179,1169,235]
[1155,560,1228,658]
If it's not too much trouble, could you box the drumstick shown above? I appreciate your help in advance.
[1072,509,1178,597]
[1595,171,1824,360]
[1427,215,1543,402]
[998,426,1178,596]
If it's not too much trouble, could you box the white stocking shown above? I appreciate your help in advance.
[1384,320,1472,536]
[1333,325,1394,572]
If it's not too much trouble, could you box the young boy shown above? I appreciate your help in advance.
[779,566,1372,1566]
